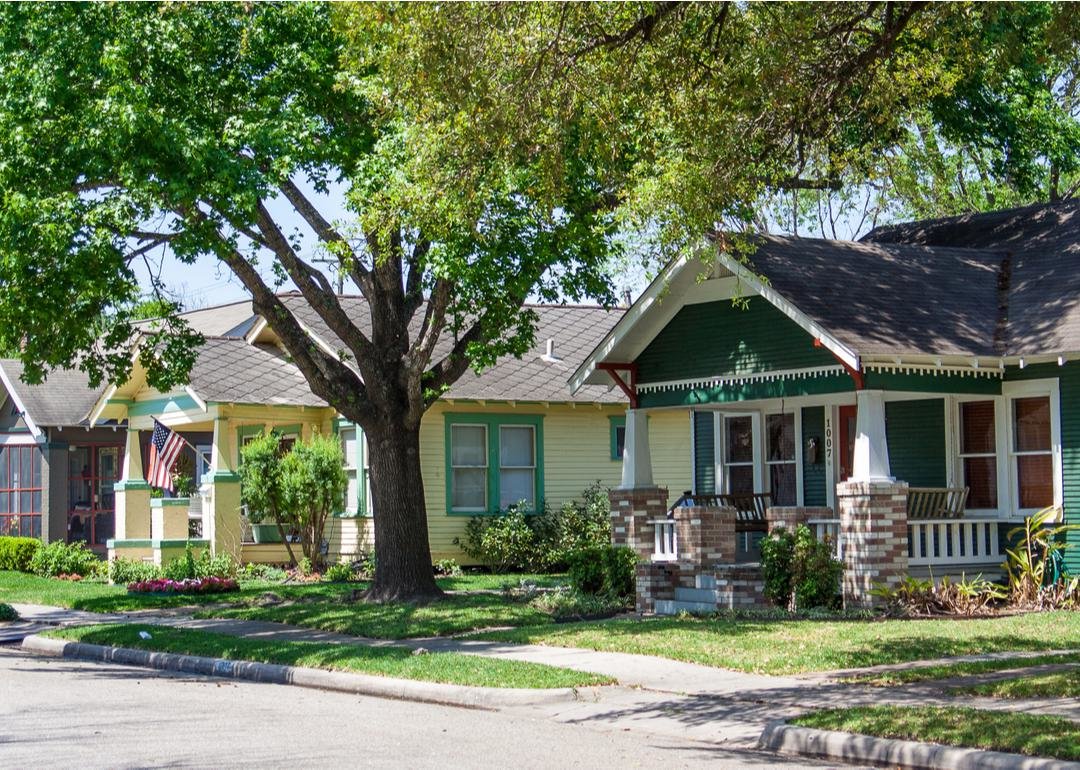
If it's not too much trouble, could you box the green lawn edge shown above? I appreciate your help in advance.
[842,652,1080,686]
[792,706,1080,761]
[953,668,1080,699]
[42,623,613,690]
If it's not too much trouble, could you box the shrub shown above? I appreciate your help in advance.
[29,540,102,578]
[760,525,842,611]
[530,588,626,620]
[323,563,354,582]
[354,550,376,579]
[0,536,41,572]
[433,558,462,577]
[163,543,237,582]
[238,562,288,582]
[0,602,17,621]
[455,507,539,572]
[281,435,347,570]
[566,545,637,600]
[1005,506,1080,608]
[872,573,1008,616]
[108,557,162,585]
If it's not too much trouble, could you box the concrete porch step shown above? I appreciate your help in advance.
[673,587,719,603]
[694,574,717,590]
[654,599,718,616]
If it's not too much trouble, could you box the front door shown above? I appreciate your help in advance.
[68,445,123,551]
[838,405,857,481]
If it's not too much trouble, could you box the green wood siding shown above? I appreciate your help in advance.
[886,399,947,487]
[635,298,837,384]
[1006,362,1080,573]
[692,411,715,494]
[801,406,827,506]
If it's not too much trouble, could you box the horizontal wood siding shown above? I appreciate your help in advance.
[886,398,947,487]
[1006,362,1080,572]
[635,298,836,384]
[801,406,827,506]
[693,410,715,494]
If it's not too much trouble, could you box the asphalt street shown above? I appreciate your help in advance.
[0,645,850,769]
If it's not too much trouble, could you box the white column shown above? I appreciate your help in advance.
[619,409,654,489]
[121,427,144,482]
[851,390,893,482]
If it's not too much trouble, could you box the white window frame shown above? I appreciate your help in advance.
[952,395,1008,516]
[718,412,760,496]
[449,423,489,513]
[362,433,372,516]
[339,425,359,515]
[764,411,800,507]
[1003,379,1062,516]
[498,424,537,509]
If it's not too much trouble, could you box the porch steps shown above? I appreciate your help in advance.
[654,598,718,616]
[653,568,768,616]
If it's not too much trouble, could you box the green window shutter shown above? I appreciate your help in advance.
[693,411,715,494]
[885,399,947,487]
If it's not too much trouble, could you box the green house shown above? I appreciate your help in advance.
[576,201,1080,612]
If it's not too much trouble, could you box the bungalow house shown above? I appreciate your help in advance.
[575,200,1080,612]
[80,296,640,566]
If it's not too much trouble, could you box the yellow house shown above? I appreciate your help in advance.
[94,295,695,566]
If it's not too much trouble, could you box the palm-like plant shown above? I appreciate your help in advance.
[1004,506,1078,607]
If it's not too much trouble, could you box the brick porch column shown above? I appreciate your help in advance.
[609,486,668,563]
[674,504,737,569]
[837,480,909,608]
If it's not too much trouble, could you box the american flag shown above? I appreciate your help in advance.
[148,419,186,491]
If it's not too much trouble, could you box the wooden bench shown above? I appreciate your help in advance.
[906,487,969,519]
[670,491,771,533]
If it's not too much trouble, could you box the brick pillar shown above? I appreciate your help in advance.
[765,506,833,532]
[635,562,679,613]
[674,504,736,569]
[837,480,909,608]
[609,486,668,563]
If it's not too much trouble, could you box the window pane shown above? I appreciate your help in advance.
[0,446,8,488]
[963,457,998,509]
[451,425,486,467]
[961,401,996,454]
[340,428,357,468]
[31,490,41,514]
[451,468,486,510]
[19,490,30,514]
[31,448,41,487]
[31,515,40,539]
[725,416,753,463]
[19,448,30,490]
[499,426,534,468]
[766,413,795,462]
[728,465,755,494]
[614,426,626,459]
[1014,397,1051,452]
[499,468,535,508]
[769,463,796,506]
[345,470,358,512]
[1017,454,1054,508]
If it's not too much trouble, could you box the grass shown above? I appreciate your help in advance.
[0,570,560,639]
[841,652,1080,686]
[474,613,1080,675]
[792,705,1080,761]
[953,668,1080,699]
[43,623,611,689]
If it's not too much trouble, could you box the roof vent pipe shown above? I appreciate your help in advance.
[542,338,561,363]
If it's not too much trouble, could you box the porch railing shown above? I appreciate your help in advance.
[651,519,678,562]
[807,518,843,560]
[907,517,1002,568]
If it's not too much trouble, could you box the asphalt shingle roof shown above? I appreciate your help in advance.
[136,299,258,338]
[0,361,101,427]
[278,295,625,403]
[187,338,326,407]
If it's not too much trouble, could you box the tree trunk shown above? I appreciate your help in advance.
[365,418,443,602]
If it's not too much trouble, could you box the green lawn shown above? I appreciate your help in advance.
[953,668,1080,699]
[43,624,610,689]
[475,613,1080,675]
[842,652,1080,686]
[0,570,559,638]
[792,706,1080,761]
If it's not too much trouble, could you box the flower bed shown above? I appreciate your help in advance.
[127,577,239,595]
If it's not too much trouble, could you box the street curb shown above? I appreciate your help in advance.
[21,634,587,710]
[758,722,1080,770]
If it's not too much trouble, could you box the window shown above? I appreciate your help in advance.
[959,400,998,509]
[499,426,536,508]
[446,415,543,514]
[766,413,796,506]
[723,415,755,494]
[610,416,626,461]
[1012,395,1053,509]
[340,425,359,514]
[450,424,488,511]
[0,445,42,538]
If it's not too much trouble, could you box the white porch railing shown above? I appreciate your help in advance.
[807,518,843,560]
[651,519,678,562]
[907,517,1002,568]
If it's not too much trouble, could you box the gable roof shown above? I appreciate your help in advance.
[0,360,102,430]
[274,294,626,403]
[136,299,258,338]
[186,337,327,408]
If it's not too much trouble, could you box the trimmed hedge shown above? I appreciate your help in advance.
[566,545,637,600]
[0,536,41,572]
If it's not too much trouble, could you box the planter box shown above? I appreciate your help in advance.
[251,523,283,544]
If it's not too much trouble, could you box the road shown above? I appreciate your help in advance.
[0,645,849,769]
